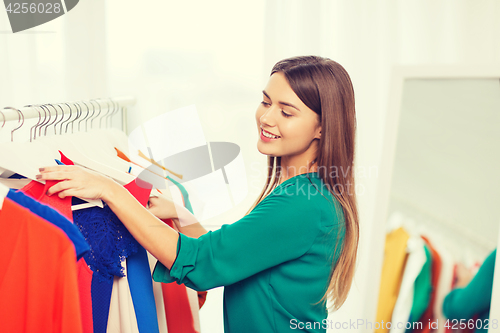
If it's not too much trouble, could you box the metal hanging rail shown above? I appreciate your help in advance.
[1,96,136,133]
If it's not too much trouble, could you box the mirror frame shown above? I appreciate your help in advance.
[368,65,500,333]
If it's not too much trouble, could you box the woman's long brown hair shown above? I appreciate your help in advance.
[246,56,359,311]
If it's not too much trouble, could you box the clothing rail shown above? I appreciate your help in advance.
[1,96,136,133]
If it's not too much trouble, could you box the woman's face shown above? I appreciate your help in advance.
[255,72,321,160]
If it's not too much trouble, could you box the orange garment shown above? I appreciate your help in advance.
[416,236,442,333]
[376,227,410,333]
[0,198,82,333]
[20,179,94,333]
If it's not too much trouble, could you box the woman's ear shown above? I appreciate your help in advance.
[315,127,321,140]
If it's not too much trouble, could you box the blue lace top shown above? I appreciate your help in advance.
[73,203,140,282]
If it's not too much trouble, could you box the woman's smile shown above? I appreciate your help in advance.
[260,127,281,142]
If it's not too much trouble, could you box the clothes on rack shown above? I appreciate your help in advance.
[407,244,432,326]
[107,259,140,333]
[0,103,207,332]
[1,162,204,333]
[65,152,205,333]
[377,215,496,333]
[376,227,411,333]
[8,186,95,331]
[412,236,442,333]
[155,179,206,333]
[389,236,428,333]
[0,197,83,333]
[19,176,96,333]
[160,218,198,333]
[43,157,161,333]
[121,179,159,333]
[6,188,89,259]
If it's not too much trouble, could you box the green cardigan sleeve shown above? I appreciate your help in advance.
[443,249,497,320]
[152,182,337,291]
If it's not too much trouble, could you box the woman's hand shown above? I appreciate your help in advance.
[36,165,116,201]
[147,195,179,221]
[455,262,474,288]
[149,195,207,238]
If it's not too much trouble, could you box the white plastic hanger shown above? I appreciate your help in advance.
[65,100,131,171]
[34,103,135,185]
[0,106,60,181]
[0,105,103,209]
[30,103,131,209]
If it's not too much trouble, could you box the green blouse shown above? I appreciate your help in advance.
[152,172,346,332]
[443,249,497,332]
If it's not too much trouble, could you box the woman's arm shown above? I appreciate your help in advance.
[443,249,497,319]
[38,165,180,269]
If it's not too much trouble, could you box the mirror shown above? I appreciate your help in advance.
[372,67,500,333]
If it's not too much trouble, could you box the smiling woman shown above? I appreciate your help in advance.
[37,55,359,333]
[256,71,322,181]
[249,56,359,314]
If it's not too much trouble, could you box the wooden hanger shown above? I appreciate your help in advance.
[137,150,183,179]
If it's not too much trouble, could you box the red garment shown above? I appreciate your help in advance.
[124,177,152,206]
[198,291,208,309]
[0,198,82,333]
[21,180,73,219]
[164,186,208,310]
[21,180,94,333]
[59,150,74,166]
[417,236,442,333]
[77,260,94,333]
[161,218,197,333]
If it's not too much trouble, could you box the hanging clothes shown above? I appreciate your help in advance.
[105,177,170,333]
[60,153,160,333]
[0,198,83,333]
[160,179,208,333]
[18,168,160,333]
[19,178,95,333]
[430,238,455,333]
[413,235,442,333]
[122,179,159,333]
[406,244,432,329]
[73,201,139,333]
[160,218,198,333]
[389,236,427,333]
[376,227,411,333]
[6,188,89,260]
[147,251,169,333]
[71,177,158,333]
[107,259,140,333]
[2,150,204,332]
